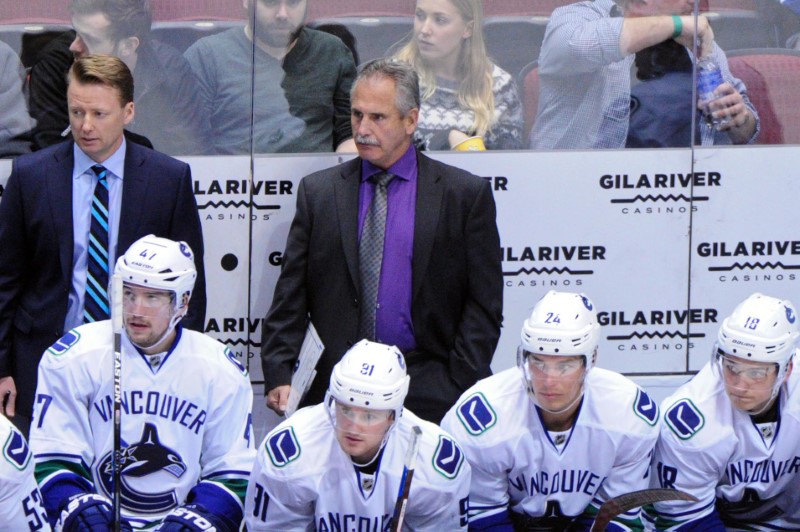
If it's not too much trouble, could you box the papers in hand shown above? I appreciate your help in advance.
[285,321,324,417]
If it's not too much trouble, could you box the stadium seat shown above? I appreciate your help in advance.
[518,60,540,145]
[307,0,415,20]
[151,20,243,53]
[150,0,245,22]
[484,16,548,82]
[704,10,780,50]
[0,24,71,69]
[727,48,800,144]
[705,0,759,11]
[307,16,413,65]
[1,0,70,24]
[482,0,574,17]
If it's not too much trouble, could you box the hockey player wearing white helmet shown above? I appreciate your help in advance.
[651,292,800,530]
[115,235,197,354]
[30,236,255,531]
[245,339,471,530]
[442,290,660,531]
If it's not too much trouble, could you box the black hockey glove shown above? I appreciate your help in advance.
[155,504,237,532]
[56,493,132,532]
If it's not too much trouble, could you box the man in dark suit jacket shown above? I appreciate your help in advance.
[0,55,205,435]
[261,59,503,423]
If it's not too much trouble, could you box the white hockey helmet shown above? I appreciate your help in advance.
[518,290,600,369]
[114,235,196,343]
[327,339,410,422]
[717,292,798,366]
[114,235,197,308]
[517,291,600,414]
[714,293,798,411]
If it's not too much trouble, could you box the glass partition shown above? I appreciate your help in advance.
[1,0,799,157]
[2,0,800,415]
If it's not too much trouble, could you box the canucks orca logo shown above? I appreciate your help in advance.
[633,389,659,426]
[47,330,81,356]
[786,306,796,324]
[3,427,31,470]
[267,427,301,467]
[581,295,593,311]
[456,393,497,435]
[665,399,705,440]
[179,242,193,259]
[97,423,187,514]
[433,436,464,479]
[225,347,248,376]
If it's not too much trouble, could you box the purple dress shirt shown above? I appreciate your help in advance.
[358,145,418,352]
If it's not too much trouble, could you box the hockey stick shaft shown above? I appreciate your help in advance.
[390,425,422,532]
[110,274,123,532]
[590,488,698,531]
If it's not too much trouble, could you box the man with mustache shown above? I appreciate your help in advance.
[184,0,357,154]
[260,58,503,424]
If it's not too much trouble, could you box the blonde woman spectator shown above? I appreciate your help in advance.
[395,0,523,150]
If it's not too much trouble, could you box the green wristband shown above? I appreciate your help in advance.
[672,15,683,39]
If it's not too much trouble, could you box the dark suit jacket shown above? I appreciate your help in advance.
[261,150,503,422]
[0,140,206,418]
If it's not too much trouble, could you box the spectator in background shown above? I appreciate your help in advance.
[394,0,523,150]
[626,39,699,147]
[0,55,205,437]
[27,0,209,155]
[185,0,357,154]
[0,41,35,158]
[530,0,759,149]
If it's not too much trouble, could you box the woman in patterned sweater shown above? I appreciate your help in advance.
[394,0,523,150]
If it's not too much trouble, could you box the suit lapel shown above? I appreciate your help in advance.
[412,153,443,302]
[48,143,76,285]
[335,158,362,291]
[118,142,148,255]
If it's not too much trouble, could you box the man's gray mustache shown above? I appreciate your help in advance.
[355,136,380,146]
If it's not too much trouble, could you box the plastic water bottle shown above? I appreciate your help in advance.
[697,57,729,128]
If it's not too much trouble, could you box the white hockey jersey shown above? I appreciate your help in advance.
[245,404,471,531]
[30,322,255,529]
[651,362,800,530]
[0,414,50,531]
[441,367,660,530]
